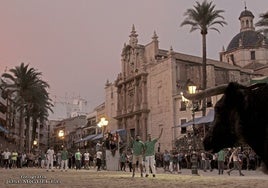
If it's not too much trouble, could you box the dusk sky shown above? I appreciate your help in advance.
[0,0,267,110]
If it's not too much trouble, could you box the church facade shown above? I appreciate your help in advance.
[103,7,267,151]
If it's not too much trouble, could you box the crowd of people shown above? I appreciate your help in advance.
[0,130,263,177]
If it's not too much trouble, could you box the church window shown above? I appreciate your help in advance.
[180,101,186,111]
[230,54,234,63]
[250,51,255,60]
[180,119,187,134]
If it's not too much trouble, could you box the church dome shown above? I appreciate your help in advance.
[226,30,267,51]
[239,9,254,19]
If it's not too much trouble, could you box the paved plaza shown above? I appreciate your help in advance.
[0,168,267,188]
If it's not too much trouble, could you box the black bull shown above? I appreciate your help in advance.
[186,82,268,173]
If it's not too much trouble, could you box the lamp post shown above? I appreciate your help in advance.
[181,84,199,175]
[33,140,38,151]
[58,130,65,149]
[188,84,199,175]
[97,117,108,170]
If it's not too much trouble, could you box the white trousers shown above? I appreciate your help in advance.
[46,158,53,170]
[61,159,68,170]
[145,155,156,175]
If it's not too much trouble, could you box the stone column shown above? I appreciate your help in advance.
[141,75,147,109]
[122,85,126,113]
[134,79,138,111]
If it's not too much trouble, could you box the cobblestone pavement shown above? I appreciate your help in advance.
[0,168,267,188]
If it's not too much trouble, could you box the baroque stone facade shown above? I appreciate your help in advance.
[104,24,258,151]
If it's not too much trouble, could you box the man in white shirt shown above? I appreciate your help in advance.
[96,150,102,171]
[84,151,90,169]
[2,148,11,169]
[46,146,55,172]
[227,148,244,176]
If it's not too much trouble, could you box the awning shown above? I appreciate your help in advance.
[196,109,214,124]
[179,109,215,128]
[91,129,127,141]
[0,124,9,134]
[180,117,203,128]
[250,76,268,84]
[91,133,103,141]
[75,134,100,143]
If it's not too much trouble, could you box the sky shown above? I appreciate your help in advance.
[0,0,267,111]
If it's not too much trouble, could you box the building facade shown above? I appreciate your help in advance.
[104,23,261,151]
[220,7,268,75]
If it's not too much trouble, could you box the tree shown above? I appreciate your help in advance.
[255,11,268,37]
[256,11,268,27]
[180,0,227,116]
[1,63,52,152]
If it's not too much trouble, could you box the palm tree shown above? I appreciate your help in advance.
[29,84,53,148]
[1,63,52,152]
[256,11,268,27]
[180,0,227,116]
[255,11,268,38]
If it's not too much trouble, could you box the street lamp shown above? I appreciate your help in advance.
[188,84,199,175]
[58,130,65,149]
[97,117,108,170]
[97,117,109,138]
[33,140,38,151]
[181,84,199,175]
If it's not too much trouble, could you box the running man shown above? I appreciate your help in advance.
[144,128,163,177]
[130,135,145,178]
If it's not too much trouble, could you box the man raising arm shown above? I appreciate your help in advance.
[144,128,163,177]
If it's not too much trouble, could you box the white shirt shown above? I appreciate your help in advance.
[3,151,11,159]
[96,151,102,159]
[84,152,90,161]
[47,149,54,160]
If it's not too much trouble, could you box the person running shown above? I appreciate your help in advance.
[130,135,145,178]
[10,150,18,168]
[96,149,102,171]
[75,149,82,170]
[2,148,11,169]
[46,146,55,172]
[227,148,244,176]
[120,151,127,171]
[144,128,163,177]
[84,150,90,170]
[61,147,68,171]
[217,149,225,175]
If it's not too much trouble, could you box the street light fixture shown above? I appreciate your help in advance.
[58,130,65,149]
[97,117,109,138]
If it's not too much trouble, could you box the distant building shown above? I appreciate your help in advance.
[220,6,268,75]
[48,97,90,121]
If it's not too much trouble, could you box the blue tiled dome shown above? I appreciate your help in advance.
[226,30,267,51]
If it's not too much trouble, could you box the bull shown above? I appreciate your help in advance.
[184,82,268,173]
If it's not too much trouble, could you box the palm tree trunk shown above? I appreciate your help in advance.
[31,118,37,148]
[18,110,24,151]
[202,34,207,117]
[25,115,31,153]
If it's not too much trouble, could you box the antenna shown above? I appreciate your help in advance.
[244,1,247,10]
